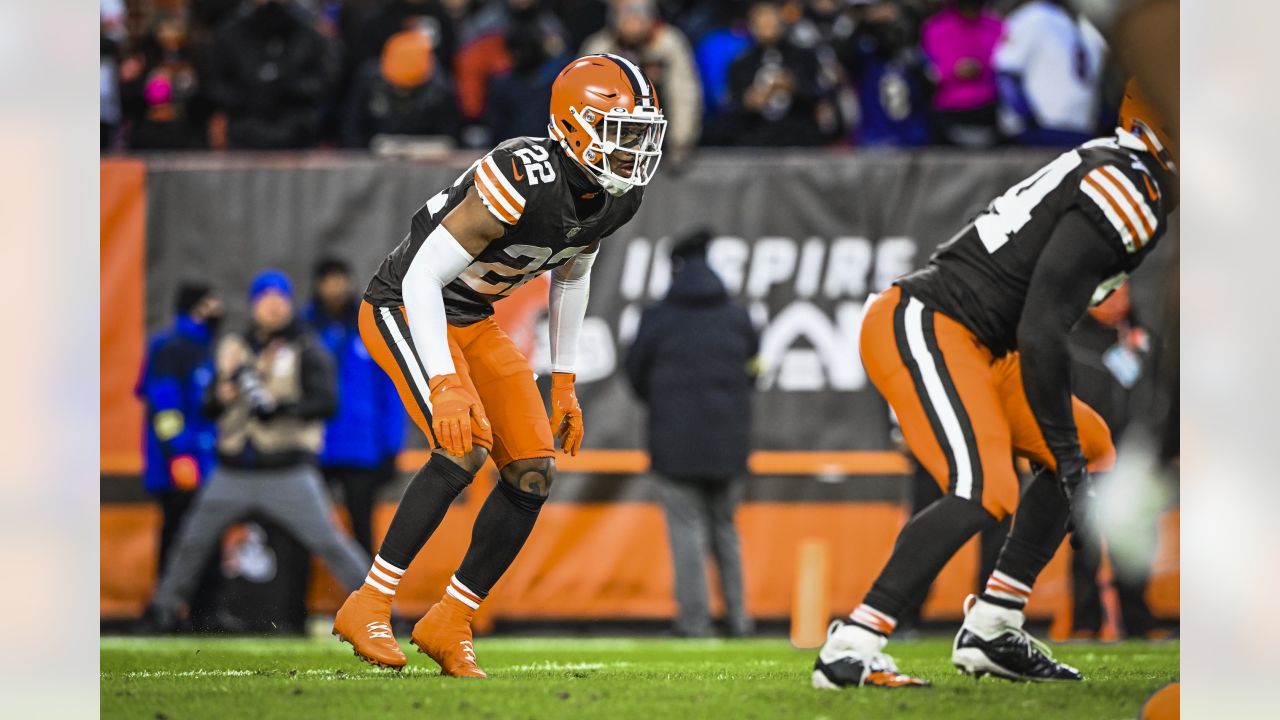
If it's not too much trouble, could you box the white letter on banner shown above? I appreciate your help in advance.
[647,236,671,299]
[823,237,871,299]
[834,301,867,390]
[708,237,747,296]
[749,301,770,334]
[874,237,917,292]
[575,317,615,383]
[778,350,826,391]
[759,301,863,391]
[617,303,642,347]
[620,239,651,301]
[795,238,825,299]
[746,237,797,298]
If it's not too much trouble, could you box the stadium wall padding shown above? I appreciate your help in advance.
[100,159,147,469]
[100,152,1180,624]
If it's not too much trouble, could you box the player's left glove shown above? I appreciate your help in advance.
[169,454,202,491]
[550,372,583,456]
[1059,465,1094,530]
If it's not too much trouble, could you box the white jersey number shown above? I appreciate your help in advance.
[975,151,1083,253]
[459,244,582,296]
[514,146,556,185]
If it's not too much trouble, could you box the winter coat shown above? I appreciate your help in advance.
[303,301,406,469]
[727,40,825,147]
[204,2,338,149]
[136,315,219,494]
[205,319,337,469]
[624,258,758,481]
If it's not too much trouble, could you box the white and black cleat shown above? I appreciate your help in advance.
[812,620,931,690]
[952,626,1083,682]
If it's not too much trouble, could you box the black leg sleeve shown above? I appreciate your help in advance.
[859,495,996,630]
[376,454,475,570]
[454,481,549,597]
[983,469,1072,608]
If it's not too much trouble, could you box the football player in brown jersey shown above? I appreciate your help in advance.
[813,81,1177,689]
[332,54,665,675]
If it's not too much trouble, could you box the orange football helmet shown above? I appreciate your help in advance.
[549,54,667,196]
[1119,79,1175,171]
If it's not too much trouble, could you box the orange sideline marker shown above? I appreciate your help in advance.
[790,538,831,649]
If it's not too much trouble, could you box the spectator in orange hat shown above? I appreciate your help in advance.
[340,28,461,147]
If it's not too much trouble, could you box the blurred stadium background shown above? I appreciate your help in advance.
[100,0,1178,645]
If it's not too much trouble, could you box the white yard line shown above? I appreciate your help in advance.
[107,661,634,680]
[498,661,632,673]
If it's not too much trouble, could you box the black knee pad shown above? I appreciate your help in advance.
[496,474,551,513]
[500,458,555,497]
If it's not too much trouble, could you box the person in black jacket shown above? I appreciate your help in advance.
[723,0,825,147]
[204,0,339,149]
[624,229,759,637]
[145,270,369,631]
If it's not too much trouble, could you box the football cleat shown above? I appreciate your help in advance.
[812,620,931,689]
[410,598,488,678]
[332,587,407,670]
[952,596,1081,682]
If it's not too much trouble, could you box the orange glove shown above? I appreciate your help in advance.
[169,455,201,491]
[428,373,489,456]
[550,372,583,456]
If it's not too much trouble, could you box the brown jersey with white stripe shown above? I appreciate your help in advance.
[365,136,643,325]
[898,130,1177,357]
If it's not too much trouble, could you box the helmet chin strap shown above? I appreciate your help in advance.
[598,175,633,197]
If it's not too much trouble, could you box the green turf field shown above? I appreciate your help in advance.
[101,635,1177,719]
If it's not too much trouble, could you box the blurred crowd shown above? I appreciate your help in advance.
[101,0,1124,157]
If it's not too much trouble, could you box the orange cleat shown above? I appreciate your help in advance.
[410,595,487,678]
[332,586,406,670]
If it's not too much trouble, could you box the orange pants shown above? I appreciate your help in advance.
[861,286,1115,520]
[358,301,554,469]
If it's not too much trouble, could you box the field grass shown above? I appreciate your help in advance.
[101,634,1177,719]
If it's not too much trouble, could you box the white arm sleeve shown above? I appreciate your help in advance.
[548,249,597,374]
[401,224,475,378]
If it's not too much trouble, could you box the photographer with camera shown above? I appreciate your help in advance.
[144,270,369,632]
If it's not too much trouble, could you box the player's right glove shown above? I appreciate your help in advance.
[428,373,489,457]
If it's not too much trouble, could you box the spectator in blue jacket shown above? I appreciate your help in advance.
[304,257,407,556]
[135,282,224,626]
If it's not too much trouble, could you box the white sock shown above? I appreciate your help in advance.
[363,555,405,596]
[828,621,888,656]
[965,597,1025,638]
